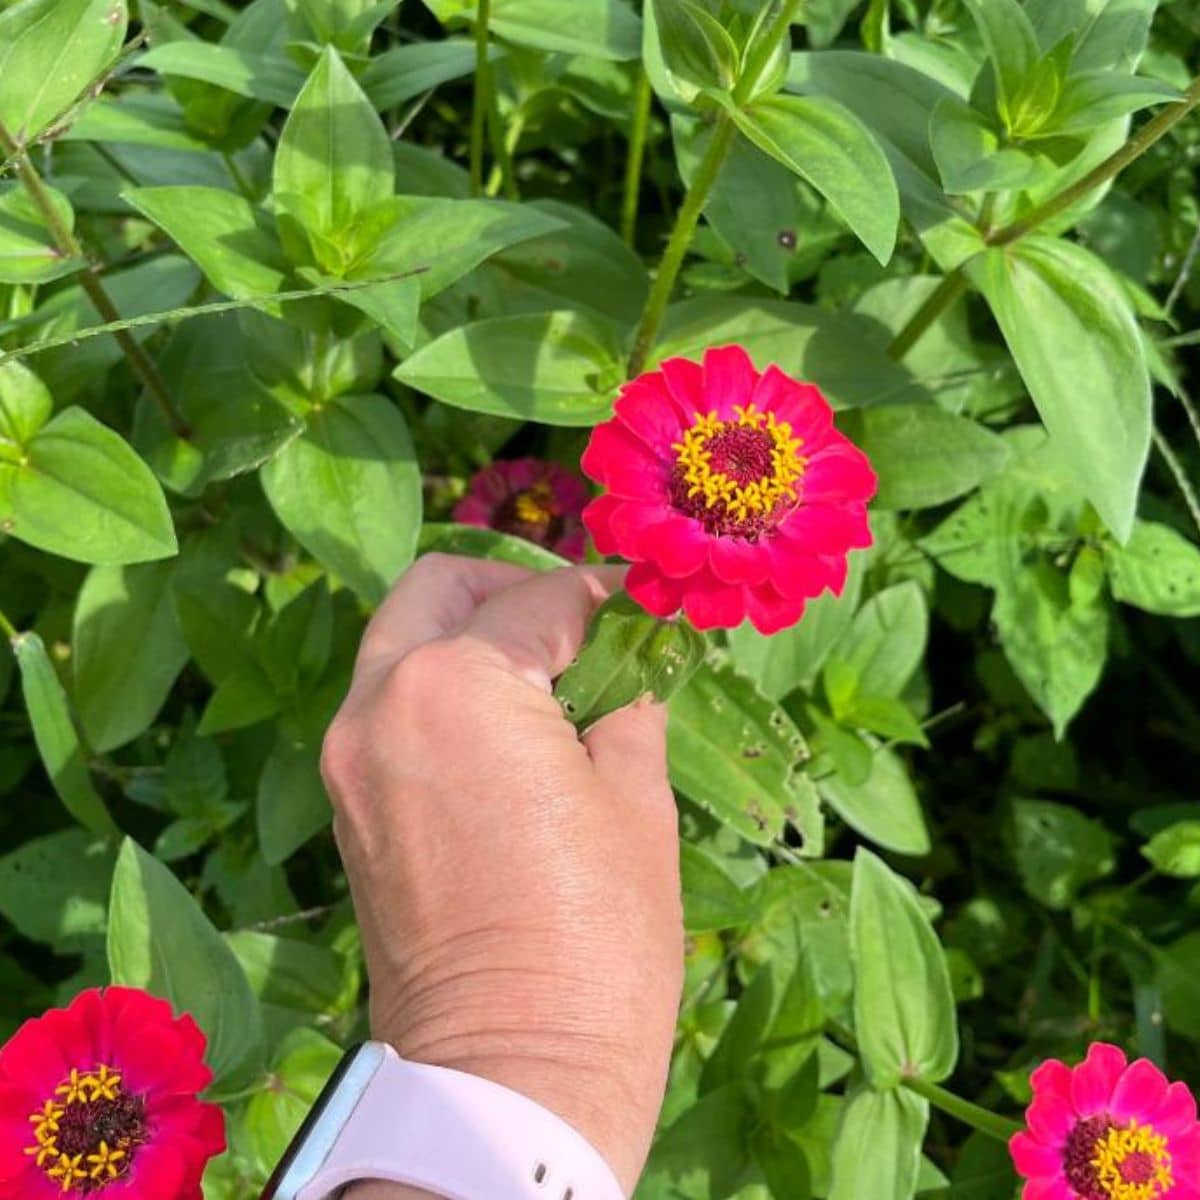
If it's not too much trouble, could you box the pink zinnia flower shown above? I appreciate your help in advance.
[453,457,588,562]
[0,987,226,1198]
[581,345,876,633]
[1010,1042,1200,1200]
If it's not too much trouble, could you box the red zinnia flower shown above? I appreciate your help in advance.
[0,988,225,1198]
[580,345,876,634]
[453,457,588,562]
[1010,1042,1200,1200]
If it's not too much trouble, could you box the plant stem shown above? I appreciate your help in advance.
[620,68,653,247]
[902,1077,1024,1143]
[1153,426,1200,538]
[469,0,493,196]
[0,123,190,439]
[888,75,1200,362]
[733,0,801,106]
[0,608,17,642]
[627,115,736,378]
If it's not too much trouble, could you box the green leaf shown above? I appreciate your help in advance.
[425,0,641,60]
[1157,932,1200,1041]
[136,42,307,107]
[668,658,814,849]
[1007,798,1116,909]
[829,1085,929,1200]
[418,523,568,571]
[0,407,177,564]
[0,184,82,284]
[973,237,1151,542]
[850,848,958,1088]
[124,186,290,301]
[107,838,263,1085]
[0,830,115,948]
[959,0,1040,131]
[12,632,117,837]
[225,930,351,1015]
[642,1083,755,1195]
[680,842,761,933]
[819,741,930,855]
[929,97,1056,195]
[843,404,1010,511]
[257,736,330,866]
[1051,72,1180,138]
[649,0,739,95]
[395,310,624,427]
[72,562,189,753]
[554,594,708,732]
[260,394,421,605]
[731,95,899,266]
[1142,822,1200,878]
[1104,519,1200,617]
[0,360,53,450]
[359,38,486,109]
[832,582,928,700]
[0,0,128,145]
[241,1028,343,1178]
[274,46,393,266]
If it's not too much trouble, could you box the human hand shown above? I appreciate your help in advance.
[320,555,685,1197]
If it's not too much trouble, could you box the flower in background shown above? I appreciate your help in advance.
[454,458,589,562]
[0,987,225,1198]
[1010,1042,1200,1200]
[581,344,876,634]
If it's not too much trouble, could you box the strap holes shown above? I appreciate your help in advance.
[533,1163,548,1184]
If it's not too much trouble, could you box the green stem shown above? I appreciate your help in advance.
[469,0,493,196]
[221,151,256,203]
[620,68,653,247]
[1153,426,1200,538]
[0,608,17,642]
[888,271,970,360]
[627,114,736,379]
[902,1077,1024,1143]
[733,0,801,106]
[889,75,1200,362]
[0,123,190,439]
[485,106,521,200]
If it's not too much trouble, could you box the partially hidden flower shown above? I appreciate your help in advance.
[0,987,225,1198]
[453,457,588,562]
[580,345,877,634]
[1010,1042,1200,1200]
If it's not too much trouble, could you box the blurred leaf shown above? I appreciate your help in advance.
[1007,798,1115,909]
[425,0,642,60]
[1105,519,1200,617]
[0,184,82,284]
[1142,822,1200,878]
[649,0,738,95]
[418,523,567,570]
[958,0,1040,130]
[829,1084,929,1200]
[680,842,761,933]
[819,741,930,856]
[833,582,928,700]
[257,736,330,866]
[107,838,264,1085]
[851,848,958,1087]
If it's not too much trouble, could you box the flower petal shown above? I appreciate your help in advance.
[681,571,749,630]
[581,420,668,500]
[769,545,846,600]
[615,376,688,454]
[709,536,772,587]
[744,582,805,635]
[608,501,672,558]
[582,493,624,556]
[1022,1178,1073,1200]
[452,496,493,527]
[625,562,684,619]
[1009,1132,1062,1180]
[778,503,872,555]
[1070,1042,1127,1117]
[752,365,834,446]
[657,357,707,421]
[0,1017,72,1098]
[702,345,758,419]
[801,442,878,506]
[1109,1058,1169,1124]
[643,515,710,578]
[1152,1080,1198,1136]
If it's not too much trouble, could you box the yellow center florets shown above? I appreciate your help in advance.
[512,482,555,527]
[1091,1121,1174,1200]
[25,1065,144,1194]
[669,404,805,538]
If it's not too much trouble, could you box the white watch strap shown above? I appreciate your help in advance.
[296,1044,626,1200]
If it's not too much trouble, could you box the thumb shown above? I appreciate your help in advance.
[582,697,672,806]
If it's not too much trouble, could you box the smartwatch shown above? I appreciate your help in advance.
[260,1042,627,1200]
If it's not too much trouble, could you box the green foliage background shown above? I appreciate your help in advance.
[2,0,1200,1196]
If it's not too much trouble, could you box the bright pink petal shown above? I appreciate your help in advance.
[801,442,878,506]
[1110,1058,1169,1123]
[1152,1081,1198,1136]
[702,345,758,420]
[708,536,772,587]
[752,366,834,446]
[1071,1042,1127,1117]
[109,1140,190,1198]
[503,458,541,491]
[555,530,587,562]
[614,377,688,454]
[546,467,589,514]
[777,503,872,554]
[1022,1178,1073,1200]
[1030,1060,1074,1106]
[1009,1133,1062,1180]
[744,582,805,634]
[644,516,710,578]
[452,496,493,526]
[607,501,672,557]
[582,493,624,555]
[625,562,684,618]
[657,356,707,420]
[1027,1096,1075,1147]
[681,570,749,630]
[0,1019,71,1097]
[769,544,845,600]
[580,421,668,500]
[116,1022,205,1097]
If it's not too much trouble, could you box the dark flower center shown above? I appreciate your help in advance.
[1062,1114,1174,1200]
[669,405,805,540]
[493,482,565,547]
[26,1066,147,1193]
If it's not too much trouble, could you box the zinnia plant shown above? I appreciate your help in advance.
[453,457,589,561]
[0,987,225,1198]
[1010,1043,1200,1200]
[581,344,877,634]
